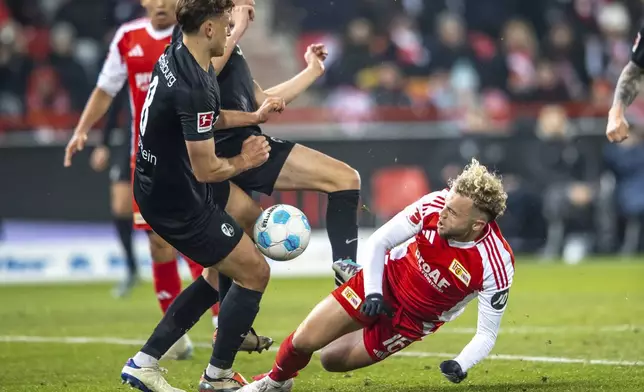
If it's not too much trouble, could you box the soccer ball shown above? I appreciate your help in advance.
[253,204,311,261]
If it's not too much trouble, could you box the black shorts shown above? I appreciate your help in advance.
[216,134,295,195]
[137,181,243,267]
[109,145,132,183]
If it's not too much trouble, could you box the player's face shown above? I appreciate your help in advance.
[142,0,177,28]
[204,11,232,57]
[437,190,485,241]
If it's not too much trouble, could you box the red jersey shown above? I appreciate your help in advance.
[96,18,174,164]
[363,189,515,338]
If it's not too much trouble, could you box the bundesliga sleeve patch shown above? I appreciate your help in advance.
[341,286,362,309]
[197,111,215,133]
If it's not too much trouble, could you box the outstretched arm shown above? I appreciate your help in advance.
[254,44,327,106]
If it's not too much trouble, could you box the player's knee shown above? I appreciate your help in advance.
[319,350,348,372]
[148,233,175,262]
[111,198,130,217]
[291,325,326,355]
[326,165,361,193]
[236,251,270,291]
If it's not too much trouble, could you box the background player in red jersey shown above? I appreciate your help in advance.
[63,0,272,359]
[239,159,514,392]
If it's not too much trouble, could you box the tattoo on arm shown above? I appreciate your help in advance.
[614,62,644,107]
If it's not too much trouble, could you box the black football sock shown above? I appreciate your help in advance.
[114,217,137,277]
[141,276,218,359]
[217,272,233,304]
[210,283,262,369]
[326,190,360,283]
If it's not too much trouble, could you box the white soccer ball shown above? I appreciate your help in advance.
[253,204,311,261]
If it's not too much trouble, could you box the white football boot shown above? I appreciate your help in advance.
[121,358,185,392]
[237,374,293,392]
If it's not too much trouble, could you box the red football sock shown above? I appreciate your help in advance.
[184,256,220,317]
[269,332,311,382]
[152,259,182,313]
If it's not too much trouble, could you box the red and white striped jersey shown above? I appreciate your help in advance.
[361,188,515,371]
[96,18,174,163]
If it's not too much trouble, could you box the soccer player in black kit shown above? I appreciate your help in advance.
[177,1,361,300]
[120,1,285,391]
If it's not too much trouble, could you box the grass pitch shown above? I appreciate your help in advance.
[0,260,643,392]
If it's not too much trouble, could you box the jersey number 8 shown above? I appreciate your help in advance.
[140,75,160,137]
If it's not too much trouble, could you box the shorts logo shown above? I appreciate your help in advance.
[197,111,215,133]
[448,259,471,287]
[270,136,285,143]
[341,286,362,309]
[221,223,235,237]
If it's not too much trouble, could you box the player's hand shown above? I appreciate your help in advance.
[304,44,328,76]
[606,108,630,143]
[64,131,88,167]
[231,5,254,34]
[240,135,270,169]
[90,145,110,172]
[255,96,286,123]
[440,360,468,384]
[360,293,393,318]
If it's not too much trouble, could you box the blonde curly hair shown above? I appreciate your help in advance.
[449,159,507,220]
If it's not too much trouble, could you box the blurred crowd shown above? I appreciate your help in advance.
[279,0,644,127]
[0,0,140,128]
[2,0,644,129]
[2,0,644,257]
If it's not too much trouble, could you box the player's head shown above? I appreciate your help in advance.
[176,0,233,57]
[438,159,507,241]
[141,0,178,29]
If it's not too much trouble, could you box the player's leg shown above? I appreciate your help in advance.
[272,142,361,286]
[110,181,138,297]
[239,295,363,392]
[208,183,271,361]
[123,194,267,392]
[110,151,138,298]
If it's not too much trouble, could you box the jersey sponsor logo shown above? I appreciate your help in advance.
[341,286,362,309]
[135,72,153,91]
[158,54,176,87]
[221,223,235,237]
[415,248,451,293]
[491,289,509,310]
[128,44,144,58]
[634,32,641,53]
[448,259,471,287]
[197,111,215,133]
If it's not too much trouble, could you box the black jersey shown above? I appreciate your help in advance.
[215,45,260,141]
[172,25,259,144]
[632,28,644,67]
[133,38,221,218]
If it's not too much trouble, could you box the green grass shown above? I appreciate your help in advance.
[0,260,643,391]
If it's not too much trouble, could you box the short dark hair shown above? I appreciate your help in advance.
[176,0,234,34]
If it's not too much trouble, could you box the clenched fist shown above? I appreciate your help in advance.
[241,135,270,169]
